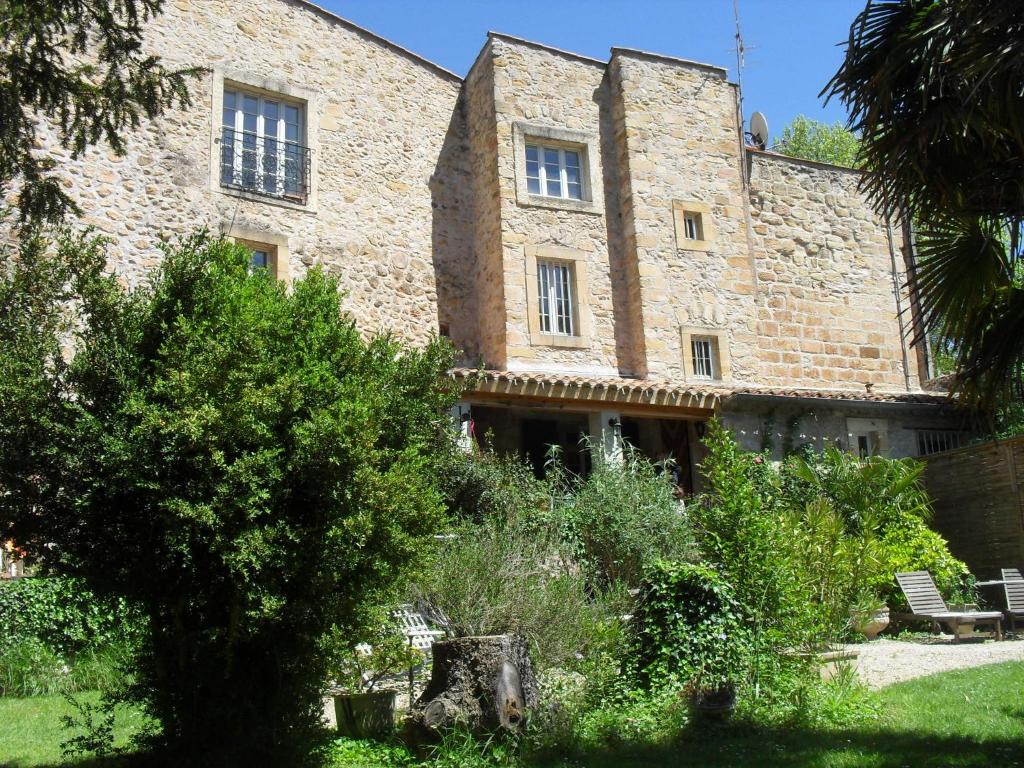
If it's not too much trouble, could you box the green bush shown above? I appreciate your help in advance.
[0,577,143,656]
[411,510,609,671]
[441,447,548,526]
[879,522,973,607]
[690,421,798,641]
[783,448,973,610]
[551,445,695,588]
[327,738,415,767]
[629,561,746,691]
[0,232,459,764]
[0,637,132,697]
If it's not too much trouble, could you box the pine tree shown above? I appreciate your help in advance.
[0,0,197,225]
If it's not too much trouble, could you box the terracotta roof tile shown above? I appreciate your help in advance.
[449,368,954,408]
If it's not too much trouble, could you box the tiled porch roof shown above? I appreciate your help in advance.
[449,368,953,410]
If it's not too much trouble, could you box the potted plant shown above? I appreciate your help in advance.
[329,618,424,740]
[685,674,737,722]
[684,651,740,723]
[848,590,889,640]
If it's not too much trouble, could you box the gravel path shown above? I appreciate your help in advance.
[845,637,1024,689]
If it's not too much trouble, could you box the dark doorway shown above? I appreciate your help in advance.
[521,417,590,478]
[522,418,559,478]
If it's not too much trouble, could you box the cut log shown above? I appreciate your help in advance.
[404,634,538,744]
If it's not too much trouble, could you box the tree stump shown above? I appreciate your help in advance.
[404,635,538,744]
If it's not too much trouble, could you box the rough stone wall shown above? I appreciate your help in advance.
[42,0,467,349]
[465,43,505,367]
[488,39,620,375]
[609,52,757,382]
[747,153,923,392]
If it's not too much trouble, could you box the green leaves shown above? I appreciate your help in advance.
[824,0,1024,405]
[0,0,200,226]
[774,115,861,168]
[0,230,459,761]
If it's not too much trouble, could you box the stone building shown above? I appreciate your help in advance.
[46,0,968,489]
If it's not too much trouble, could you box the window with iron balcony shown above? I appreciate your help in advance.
[220,88,311,204]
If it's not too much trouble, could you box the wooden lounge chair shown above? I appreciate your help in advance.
[894,570,1003,642]
[1001,568,1024,633]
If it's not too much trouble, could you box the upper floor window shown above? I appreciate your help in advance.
[672,201,714,252]
[221,87,310,204]
[537,260,575,336]
[525,144,583,201]
[691,336,719,379]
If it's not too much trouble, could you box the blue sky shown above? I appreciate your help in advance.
[321,0,866,139]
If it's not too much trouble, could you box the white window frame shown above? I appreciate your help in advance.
[525,143,584,201]
[525,245,592,349]
[537,260,575,336]
[221,86,306,200]
[512,123,603,215]
[691,336,717,379]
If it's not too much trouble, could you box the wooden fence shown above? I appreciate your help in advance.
[922,436,1024,579]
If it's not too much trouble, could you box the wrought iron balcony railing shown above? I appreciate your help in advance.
[219,127,311,204]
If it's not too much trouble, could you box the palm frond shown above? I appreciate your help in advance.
[823,0,1024,219]
[913,215,1024,403]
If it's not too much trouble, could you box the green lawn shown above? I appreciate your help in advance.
[542,661,1024,768]
[0,691,149,768]
[3,662,1023,768]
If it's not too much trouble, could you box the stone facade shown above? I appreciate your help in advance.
[45,0,469,348]
[36,0,964,467]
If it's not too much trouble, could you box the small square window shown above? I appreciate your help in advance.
[221,85,309,204]
[525,142,585,201]
[672,201,714,251]
[249,247,271,271]
[235,238,287,282]
[537,260,576,336]
[691,336,718,379]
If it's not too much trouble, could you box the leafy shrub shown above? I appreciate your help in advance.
[0,577,143,656]
[690,421,798,642]
[411,511,606,671]
[571,686,689,751]
[629,561,746,691]
[0,233,459,763]
[326,607,424,693]
[783,448,973,610]
[551,445,695,588]
[878,522,973,607]
[327,738,415,767]
[0,637,132,697]
[441,448,548,526]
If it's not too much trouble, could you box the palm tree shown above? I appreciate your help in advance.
[823,0,1024,408]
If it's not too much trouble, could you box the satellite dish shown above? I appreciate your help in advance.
[749,111,769,150]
